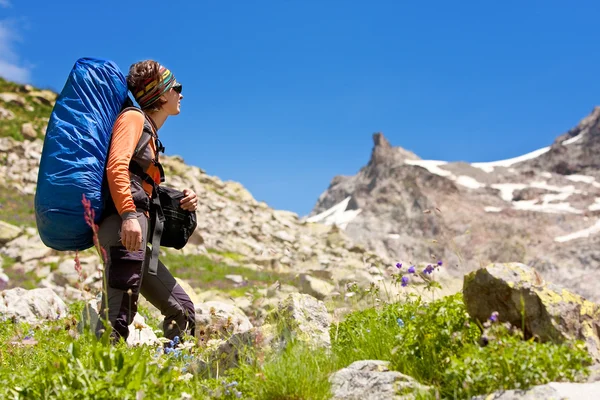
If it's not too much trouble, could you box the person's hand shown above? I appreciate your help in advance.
[180,188,198,211]
[121,218,143,252]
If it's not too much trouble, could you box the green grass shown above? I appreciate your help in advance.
[0,302,230,399]
[0,288,593,400]
[161,252,300,296]
[443,324,591,398]
[0,302,335,400]
[0,77,54,141]
[206,248,245,262]
[231,339,340,400]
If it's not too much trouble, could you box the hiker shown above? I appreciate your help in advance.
[95,60,197,343]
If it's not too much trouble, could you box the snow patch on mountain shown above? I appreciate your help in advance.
[404,159,453,177]
[305,196,362,229]
[555,219,600,242]
[588,198,600,211]
[471,146,551,173]
[484,206,503,213]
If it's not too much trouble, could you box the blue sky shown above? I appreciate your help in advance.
[1,1,600,216]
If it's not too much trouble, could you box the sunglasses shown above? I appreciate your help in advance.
[172,83,182,94]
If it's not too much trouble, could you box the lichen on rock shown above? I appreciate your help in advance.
[463,262,600,362]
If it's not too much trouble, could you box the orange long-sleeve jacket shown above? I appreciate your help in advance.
[105,110,162,219]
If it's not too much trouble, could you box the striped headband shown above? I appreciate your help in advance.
[134,66,177,109]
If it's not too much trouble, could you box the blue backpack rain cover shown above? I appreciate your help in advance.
[35,57,129,251]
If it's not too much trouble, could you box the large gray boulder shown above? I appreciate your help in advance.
[471,381,600,400]
[195,300,253,341]
[463,262,600,362]
[329,360,431,400]
[0,287,68,323]
[264,292,332,349]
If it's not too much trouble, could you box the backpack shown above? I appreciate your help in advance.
[35,57,130,251]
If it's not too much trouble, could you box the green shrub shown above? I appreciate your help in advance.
[442,323,592,398]
[331,293,480,386]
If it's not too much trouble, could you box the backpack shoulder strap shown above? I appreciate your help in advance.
[134,128,153,158]
[119,106,153,158]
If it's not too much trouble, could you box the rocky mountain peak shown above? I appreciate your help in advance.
[367,132,419,170]
[561,105,600,144]
[368,132,393,167]
[372,132,391,148]
[520,106,600,176]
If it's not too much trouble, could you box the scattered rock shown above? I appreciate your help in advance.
[2,233,54,262]
[274,230,295,243]
[0,93,26,107]
[586,363,600,383]
[193,329,257,376]
[0,221,23,245]
[21,123,38,140]
[28,90,56,106]
[329,360,432,400]
[299,273,335,300]
[55,256,100,287]
[0,287,68,323]
[463,262,600,362]
[225,274,245,285]
[195,301,253,341]
[471,381,600,400]
[512,187,551,202]
[0,106,14,120]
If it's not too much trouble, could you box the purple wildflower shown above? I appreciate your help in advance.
[408,266,416,274]
[397,318,405,328]
[437,260,443,266]
[396,262,402,269]
[401,276,409,286]
[423,264,435,274]
[489,311,499,323]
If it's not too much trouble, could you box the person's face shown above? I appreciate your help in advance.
[163,83,183,115]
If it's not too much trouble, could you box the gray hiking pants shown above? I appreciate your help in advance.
[94,209,196,342]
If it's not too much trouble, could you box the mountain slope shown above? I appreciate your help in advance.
[0,77,419,318]
[308,108,600,302]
